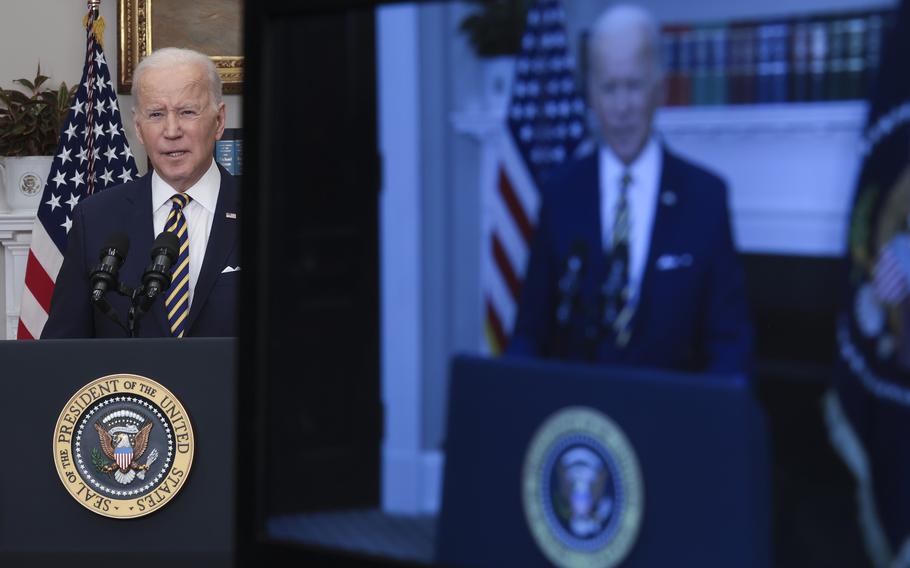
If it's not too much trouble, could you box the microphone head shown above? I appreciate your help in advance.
[151,231,180,261]
[570,239,587,259]
[99,232,130,261]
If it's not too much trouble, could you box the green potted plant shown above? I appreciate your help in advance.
[459,1,529,110]
[0,65,77,212]
[459,0,528,57]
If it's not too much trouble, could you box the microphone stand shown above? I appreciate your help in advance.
[553,250,585,359]
[126,285,142,338]
[91,281,132,336]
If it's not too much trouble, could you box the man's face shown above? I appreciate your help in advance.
[134,63,225,192]
[587,33,664,164]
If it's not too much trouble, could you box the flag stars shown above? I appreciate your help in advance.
[121,145,133,161]
[569,121,584,138]
[46,193,61,211]
[62,216,73,233]
[57,146,72,164]
[104,145,118,163]
[100,168,114,185]
[94,126,105,141]
[63,122,79,141]
[70,171,85,189]
[520,125,534,142]
[94,98,107,118]
[71,98,84,116]
[108,97,119,115]
[76,146,89,165]
[65,192,80,210]
[118,168,133,183]
[94,50,106,68]
[52,170,67,188]
[108,122,121,139]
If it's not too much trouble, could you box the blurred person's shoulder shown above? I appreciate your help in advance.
[538,152,599,209]
[663,146,729,203]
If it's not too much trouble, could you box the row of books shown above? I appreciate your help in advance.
[214,129,243,176]
[661,9,895,106]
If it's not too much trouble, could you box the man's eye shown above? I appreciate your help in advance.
[148,112,163,119]
[181,110,198,117]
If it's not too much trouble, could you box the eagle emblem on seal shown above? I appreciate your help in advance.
[92,409,158,485]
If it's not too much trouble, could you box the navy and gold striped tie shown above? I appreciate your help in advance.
[164,193,191,337]
[603,172,634,347]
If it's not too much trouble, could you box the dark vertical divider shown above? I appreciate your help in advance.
[241,1,383,564]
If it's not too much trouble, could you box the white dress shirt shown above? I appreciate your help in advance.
[599,136,662,304]
[151,159,221,307]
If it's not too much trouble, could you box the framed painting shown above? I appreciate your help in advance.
[118,0,243,94]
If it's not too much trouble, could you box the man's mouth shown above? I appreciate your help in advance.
[163,151,187,158]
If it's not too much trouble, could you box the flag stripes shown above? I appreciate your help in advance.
[16,7,138,339]
[481,0,588,354]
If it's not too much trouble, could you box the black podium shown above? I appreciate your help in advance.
[436,356,771,568]
[0,338,236,567]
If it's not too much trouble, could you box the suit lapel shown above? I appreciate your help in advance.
[632,148,681,336]
[579,154,607,285]
[185,167,240,333]
[127,175,170,336]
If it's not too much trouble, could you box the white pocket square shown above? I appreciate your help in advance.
[221,266,240,274]
[656,254,693,271]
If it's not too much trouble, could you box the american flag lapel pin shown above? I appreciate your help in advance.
[226,212,237,219]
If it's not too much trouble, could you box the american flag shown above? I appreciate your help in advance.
[17,7,138,339]
[483,0,589,353]
[873,236,910,305]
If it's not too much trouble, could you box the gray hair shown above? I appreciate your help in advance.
[589,4,664,78]
[131,47,223,107]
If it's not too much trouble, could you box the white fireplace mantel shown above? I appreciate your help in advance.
[0,211,37,340]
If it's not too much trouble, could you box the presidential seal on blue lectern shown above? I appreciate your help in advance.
[53,374,195,519]
[522,406,643,568]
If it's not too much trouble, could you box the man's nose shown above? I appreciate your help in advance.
[163,111,181,138]
[613,88,631,112]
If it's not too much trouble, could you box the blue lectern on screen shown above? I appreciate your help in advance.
[436,355,771,568]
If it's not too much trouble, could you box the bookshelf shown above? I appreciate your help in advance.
[661,8,893,107]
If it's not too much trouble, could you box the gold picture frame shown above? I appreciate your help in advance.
[118,0,243,95]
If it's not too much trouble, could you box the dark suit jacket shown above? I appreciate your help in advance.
[42,165,240,338]
[507,147,753,375]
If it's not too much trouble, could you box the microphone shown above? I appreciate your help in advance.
[90,233,130,303]
[555,241,587,327]
[137,231,179,313]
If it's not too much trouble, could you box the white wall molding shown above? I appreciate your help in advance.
[0,212,36,339]
[382,448,444,514]
[656,101,866,135]
[377,4,425,514]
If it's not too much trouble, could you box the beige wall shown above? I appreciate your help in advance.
[0,0,243,174]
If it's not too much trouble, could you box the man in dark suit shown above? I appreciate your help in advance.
[507,5,752,374]
[42,48,239,338]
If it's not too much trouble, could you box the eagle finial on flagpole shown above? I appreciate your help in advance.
[84,0,106,48]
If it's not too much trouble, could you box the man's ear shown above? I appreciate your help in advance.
[214,102,226,141]
[133,114,146,147]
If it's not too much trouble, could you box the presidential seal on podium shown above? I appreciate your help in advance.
[522,406,644,568]
[52,374,195,519]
